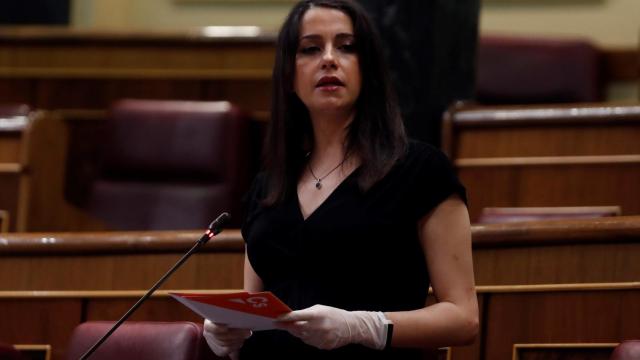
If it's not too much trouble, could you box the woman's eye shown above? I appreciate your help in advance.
[339,43,356,53]
[299,46,320,54]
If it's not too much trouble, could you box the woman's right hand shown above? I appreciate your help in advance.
[203,319,253,359]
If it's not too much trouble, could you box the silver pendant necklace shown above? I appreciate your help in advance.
[308,156,347,190]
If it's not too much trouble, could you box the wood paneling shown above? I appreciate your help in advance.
[1,28,636,118]
[0,297,82,360]
[474,242,640,285]
[459,162,640,221]
[2,217,640,290]
[1,284,638,360]
[0,173,20,231]
[472,216,640,285]
[0,28,275,118]
[513,343,617,360]
[443,103,640,222]
[0,230,245,291]
[481,285,640,360]
[602,48,640,82]
[456,126,640,158]
[0,131,23,163]
[14,345,52,360]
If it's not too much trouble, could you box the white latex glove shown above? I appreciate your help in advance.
[202,319,252,359]
[276,304,389,350]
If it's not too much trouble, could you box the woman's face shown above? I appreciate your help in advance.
[294,7,362,117]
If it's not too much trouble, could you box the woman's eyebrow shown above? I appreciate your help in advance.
[299,33,355,41]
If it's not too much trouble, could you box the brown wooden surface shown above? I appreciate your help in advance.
[0,297,82,360]
[0,27,276,122]
[0,110,98,232]
[483,287,640,360]
[0,230,245,290]
[0,209,8,232]
[472,216,640,285]
[442,103,640,159]
[459,162,640,221]
[443,103,640,222]
[0,119,27,232]
[14,345,52,360]
[513,343,617,360]
[0,131,23,163]
[0,289,232,360]
[602,47,640,82]
[1,217,640,290]
[0,173,20,231]
[1,284,638,360]
[0,28,636,121]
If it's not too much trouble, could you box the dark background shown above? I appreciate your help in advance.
[0,0,70,25]
[358,0,480,147]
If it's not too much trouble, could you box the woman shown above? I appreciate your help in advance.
[203,0,478,358]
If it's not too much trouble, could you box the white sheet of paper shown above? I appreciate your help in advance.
[170,294,282,331]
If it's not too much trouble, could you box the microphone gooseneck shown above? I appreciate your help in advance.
[79,212,231,360]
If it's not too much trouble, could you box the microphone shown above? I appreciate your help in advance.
[79,212,231,360]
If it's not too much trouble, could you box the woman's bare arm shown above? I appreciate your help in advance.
[385,195,479,348]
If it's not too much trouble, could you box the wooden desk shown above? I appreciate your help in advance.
[0,27,276,122]
[1,216,639,290]
[0,113,29,232]
[472,216,640,285]
[442,103,640,221]
[0,229,245,291]
[0,110,106,232]
[1,283,637,360]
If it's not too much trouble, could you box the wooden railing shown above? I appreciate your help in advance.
[1,216,639,290]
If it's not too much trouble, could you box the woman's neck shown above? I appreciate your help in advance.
[308,111,353,163]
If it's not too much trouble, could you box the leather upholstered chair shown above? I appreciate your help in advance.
[0,104,30,118]
[88,99,250,230]
[476,36,601,104]
[0,343,23,360]
[610,340,640,360]
[65,321,221,360]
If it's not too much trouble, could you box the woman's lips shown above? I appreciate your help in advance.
[316,76,344,89]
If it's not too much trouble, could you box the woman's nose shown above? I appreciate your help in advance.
[321,46,338,69]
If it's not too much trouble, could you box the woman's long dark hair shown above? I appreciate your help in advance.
[264,0,407,205]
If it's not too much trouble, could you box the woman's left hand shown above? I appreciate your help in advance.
[276,304,388,350]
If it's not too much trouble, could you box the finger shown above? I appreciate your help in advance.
[204,322,229,334]
[277,308,317,322]
[275,320,306,330]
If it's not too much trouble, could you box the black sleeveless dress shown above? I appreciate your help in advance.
[239,140,467,360]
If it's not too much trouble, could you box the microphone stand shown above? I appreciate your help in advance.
[79,212,231,360]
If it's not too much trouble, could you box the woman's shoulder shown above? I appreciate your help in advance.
[401,139,451,166]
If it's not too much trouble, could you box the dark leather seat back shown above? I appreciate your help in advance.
[611,340,640,360]
[65,321,217,360]
[477,36,601,104]
[0,343,23,360]
[88,99,249,230]
[0,104,30,117]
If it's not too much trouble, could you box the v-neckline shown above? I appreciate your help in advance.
[296,166,360,222]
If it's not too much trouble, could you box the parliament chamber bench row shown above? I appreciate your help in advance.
[442,102,640,222]
[2,101,640,233]
[0,101,256,233]
[1,284,638,360]
[1,216,639,291]
[0,28,636,116]
[0,213,638,359]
